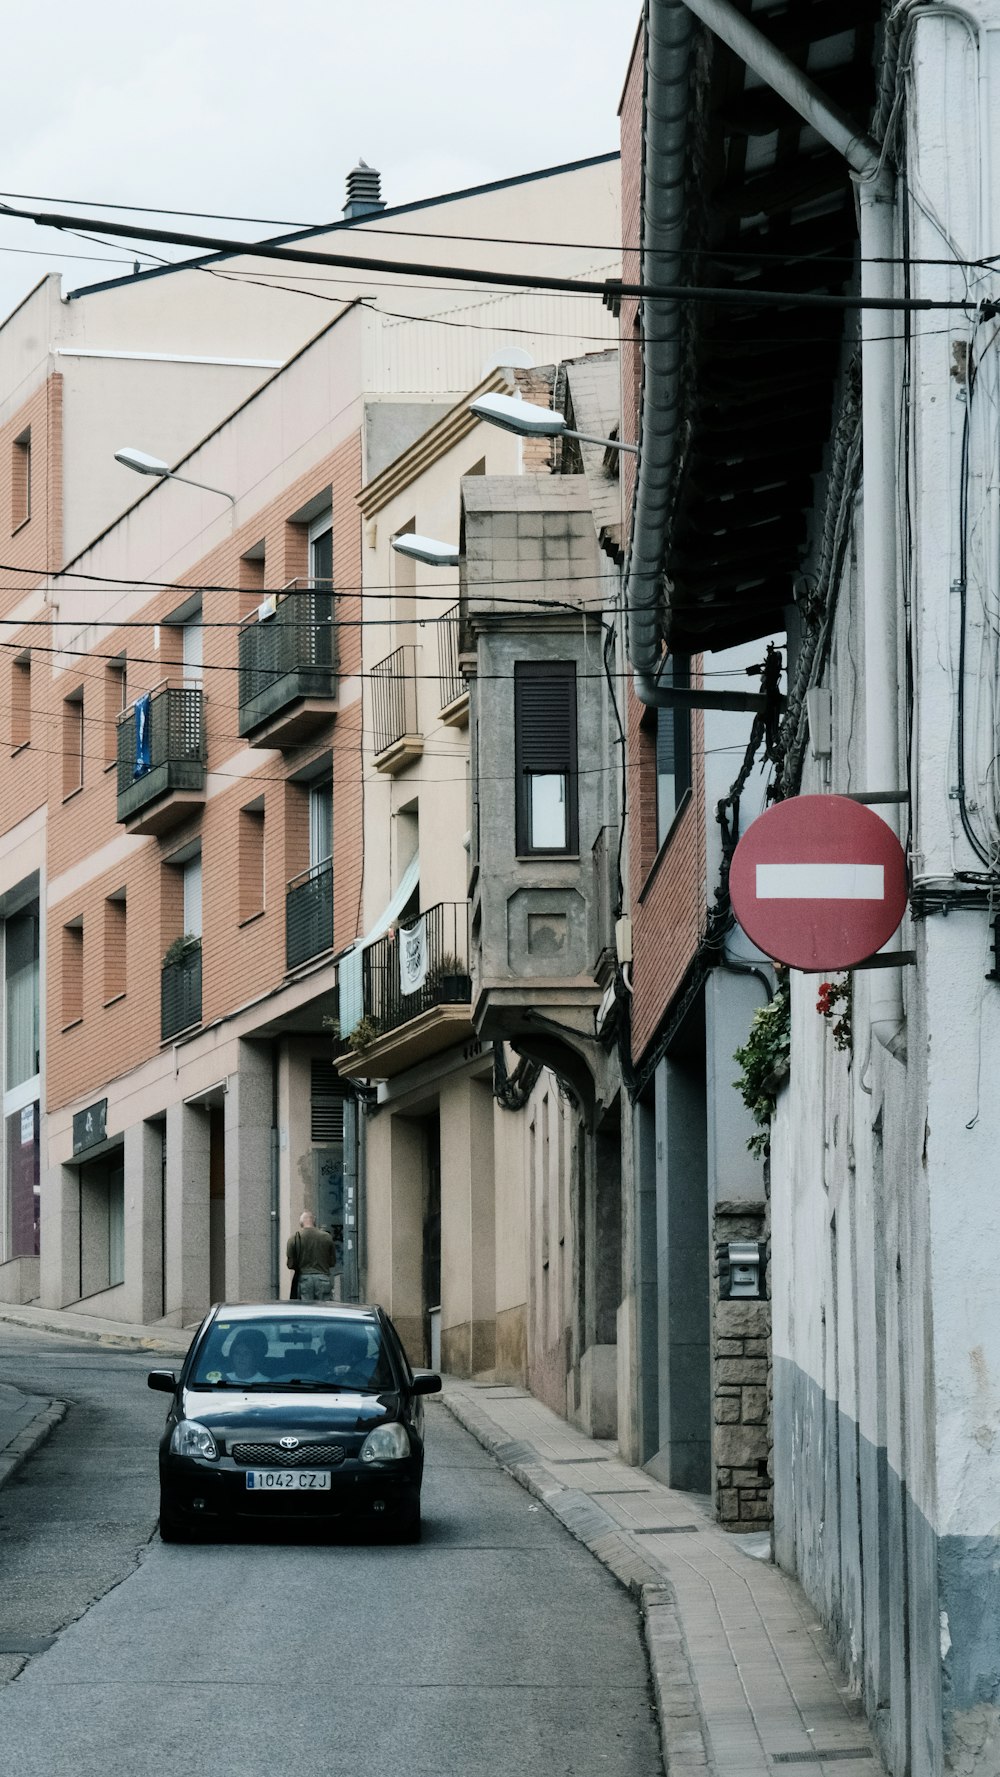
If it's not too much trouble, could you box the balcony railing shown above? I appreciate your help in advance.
[161,942,202,1040]
[437,604,467,716]
[238,583,337,742]
[362,901,470,1040]
[286,859,333,970]
[117,683,205,829]
[371,644,420,765]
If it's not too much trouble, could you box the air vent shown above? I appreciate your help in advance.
[311,1059,345,1145]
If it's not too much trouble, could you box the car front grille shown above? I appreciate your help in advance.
[230,1441,346,1468]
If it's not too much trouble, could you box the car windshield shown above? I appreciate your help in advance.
[188,1315,396,1392]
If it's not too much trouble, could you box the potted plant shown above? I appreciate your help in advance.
[431,951,471,1004]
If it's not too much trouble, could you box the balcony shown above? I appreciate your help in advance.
[338,901,473,1080]
[371,644,422,773]
[238,583,338,748]
[116,683,205,836]
[161,940,202,1040]
[437,604,469,727]
[286,859,333,971]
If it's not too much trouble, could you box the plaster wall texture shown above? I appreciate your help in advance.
[769,18,1000,1773]
[356,403,520,932]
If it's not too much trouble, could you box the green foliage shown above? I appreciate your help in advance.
[733,985,790,1158]
[162,933,201,969]
[349,1014,381,1054]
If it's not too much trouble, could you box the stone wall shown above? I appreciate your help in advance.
[712,1201,772,1530]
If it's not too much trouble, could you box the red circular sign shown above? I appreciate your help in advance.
[729,794,908,971]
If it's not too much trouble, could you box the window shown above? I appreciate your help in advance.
[514,661,578,855]
[239,541,266,618]
[62,690,84,798]
[5,908,39,1090]
[104,658,126,768]
[309,511,333,591]
[11,653,30,751]
[309,781,332,869]
[182,613,203,686]
[239,800,266,923]
[655,656,693,845]
[62,920,83,1028]
[182,856,202,939]
[11,429,30,531]
[104,892,127,1004]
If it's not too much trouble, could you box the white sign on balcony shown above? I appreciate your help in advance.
[399,916,428,995]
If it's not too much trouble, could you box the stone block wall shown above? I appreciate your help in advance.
[712,1201,772,1530]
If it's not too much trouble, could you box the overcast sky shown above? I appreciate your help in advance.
[0,0,638,323]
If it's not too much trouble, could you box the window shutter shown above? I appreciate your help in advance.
[514,662,578,852]
[310,1059,345,1144]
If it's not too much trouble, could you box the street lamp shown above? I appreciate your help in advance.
[391,533,461,567]
[468,391,638,456]
[114,446,237,506]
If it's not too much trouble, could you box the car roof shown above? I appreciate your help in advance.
[207,1303,382,1322]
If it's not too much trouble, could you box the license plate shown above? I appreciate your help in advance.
[245,1470,331,1491]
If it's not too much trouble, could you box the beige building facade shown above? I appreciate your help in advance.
[0,156,621,1339]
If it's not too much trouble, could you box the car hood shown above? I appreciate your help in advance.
[180,1387,398,1436]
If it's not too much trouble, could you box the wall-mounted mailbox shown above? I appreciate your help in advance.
[717,1240,766,1300]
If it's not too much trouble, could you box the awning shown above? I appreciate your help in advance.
[337,853,420,1035]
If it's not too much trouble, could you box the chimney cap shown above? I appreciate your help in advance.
[344,160,386,220]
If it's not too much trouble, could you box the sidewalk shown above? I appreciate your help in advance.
[0,1303,190,1497]
[444,1379,883,1777]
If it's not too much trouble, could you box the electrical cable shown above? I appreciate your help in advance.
[0,201,984,312]
[5,183,1000,269]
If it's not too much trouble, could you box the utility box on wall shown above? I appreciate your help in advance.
[717,1240,766,1299]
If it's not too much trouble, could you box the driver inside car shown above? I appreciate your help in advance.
[321,1323,381,1390]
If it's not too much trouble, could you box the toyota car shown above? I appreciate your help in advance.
[148,1302,441,1543]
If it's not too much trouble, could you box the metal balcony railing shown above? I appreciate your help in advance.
[437,604,467,712]
[362,901,471,1039]
[286,859,333,970]
[238,583,337,737]
[371,645,419,758]
[161,942,202,1040]
[117,683,205,824]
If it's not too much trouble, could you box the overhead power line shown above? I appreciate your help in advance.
[0,185,994,270]
[0,203,982,312]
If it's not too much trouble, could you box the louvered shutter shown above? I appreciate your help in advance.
[514,662,578,852]
[311,1059,345,1145]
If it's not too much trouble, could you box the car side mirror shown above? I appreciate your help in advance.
[147,1370,178,1393]
[411,1371,442,1395]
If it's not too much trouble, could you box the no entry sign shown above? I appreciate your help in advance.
[729,795,908,971]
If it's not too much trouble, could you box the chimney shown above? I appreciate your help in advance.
[343,160,386,220]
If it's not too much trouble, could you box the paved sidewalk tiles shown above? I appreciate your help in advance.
[444,1379,883,1777]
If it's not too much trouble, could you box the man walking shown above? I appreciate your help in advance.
[286,1211,335,1302]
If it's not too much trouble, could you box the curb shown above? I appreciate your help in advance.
[0,1400,68,1493]
[442,1387,715,1777]
[0,1307,190,1358]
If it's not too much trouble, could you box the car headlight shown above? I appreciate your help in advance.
[169,1420,219,1461]
[360,1422,410,1463]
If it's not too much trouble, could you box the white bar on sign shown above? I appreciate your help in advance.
[755,863,884,900]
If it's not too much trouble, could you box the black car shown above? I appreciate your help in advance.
[148,1302,441,1543]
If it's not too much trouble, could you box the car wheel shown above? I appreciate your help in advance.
[392,1502,422,1544]
[158,1496,194,1543]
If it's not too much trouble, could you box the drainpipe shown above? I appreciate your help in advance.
[631,0,905,1053]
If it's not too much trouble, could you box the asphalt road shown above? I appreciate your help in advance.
[0,1325,663,1777]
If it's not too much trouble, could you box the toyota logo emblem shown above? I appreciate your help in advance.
[279,1436,299,1450]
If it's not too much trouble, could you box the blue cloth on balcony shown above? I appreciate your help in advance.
[133,693,152,779]
[337,852,420,1036]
